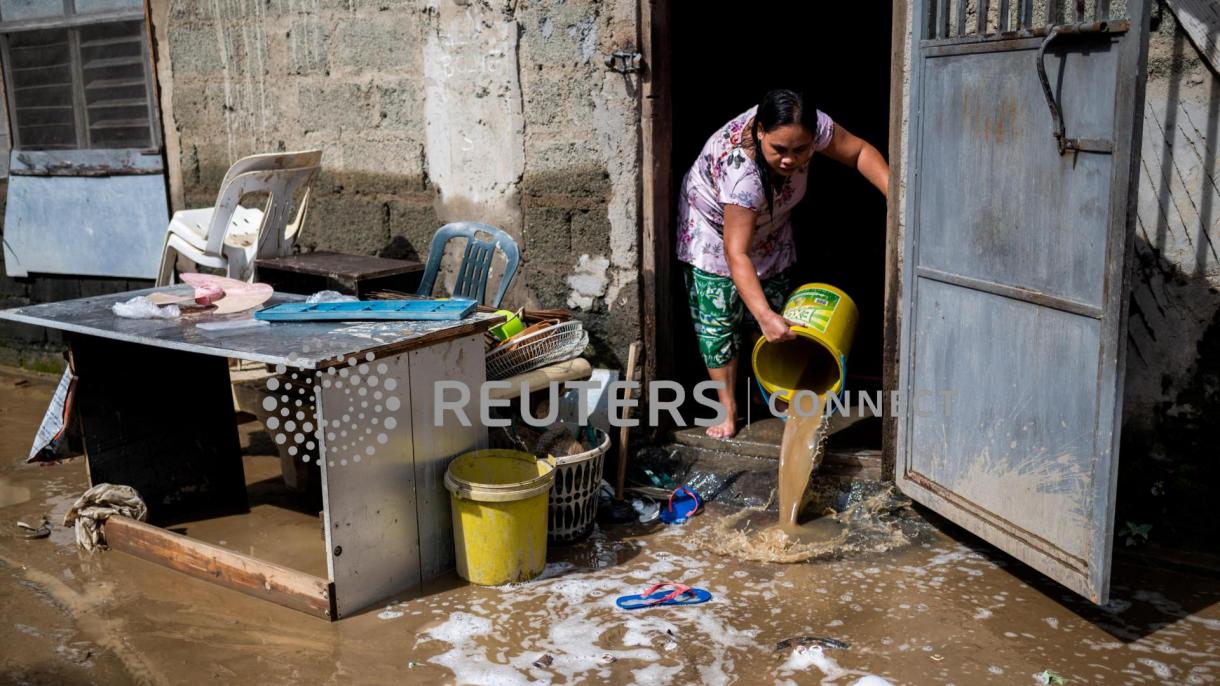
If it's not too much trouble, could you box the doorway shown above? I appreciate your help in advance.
[660,1,894,447]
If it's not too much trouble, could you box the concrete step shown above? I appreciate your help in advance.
[632,441,883,515]
[670,414,883,481]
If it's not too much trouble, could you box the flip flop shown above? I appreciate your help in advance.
[615,581,713,610]
[659,486,701,525]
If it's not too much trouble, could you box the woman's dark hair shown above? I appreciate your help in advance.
[750,89,820,216]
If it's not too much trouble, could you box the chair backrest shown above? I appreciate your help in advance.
[220,149,322,188]
[415,222,520,308]
[205,153,322,263]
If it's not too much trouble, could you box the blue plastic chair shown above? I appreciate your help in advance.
[415,221,520,308]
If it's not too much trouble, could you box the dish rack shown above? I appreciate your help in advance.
[486,320,588,380]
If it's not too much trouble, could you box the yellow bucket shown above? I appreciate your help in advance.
[752,283,858,402]
[444,450,555,586]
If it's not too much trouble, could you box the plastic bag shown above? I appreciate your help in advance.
[112,296,179,319]
[305,290,358,304]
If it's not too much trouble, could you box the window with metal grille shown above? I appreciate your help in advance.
[1,6,157,151]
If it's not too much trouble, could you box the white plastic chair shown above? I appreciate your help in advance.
[156,149,322,285]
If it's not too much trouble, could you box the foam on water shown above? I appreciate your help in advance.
[416,548,765,685]
[702,486,913,563]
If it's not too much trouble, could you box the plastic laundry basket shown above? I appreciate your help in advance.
[542,425,610,545]
[445,450,555,585]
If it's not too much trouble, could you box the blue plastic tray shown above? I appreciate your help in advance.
[254,299,477,322]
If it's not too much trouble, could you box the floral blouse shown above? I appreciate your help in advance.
[675,105,835,278]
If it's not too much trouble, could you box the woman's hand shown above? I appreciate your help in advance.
[759,310,799,343]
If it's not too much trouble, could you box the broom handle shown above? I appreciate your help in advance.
[615,341,641,501]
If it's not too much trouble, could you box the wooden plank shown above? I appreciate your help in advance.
[999,0,1011,31]
[106,515,334,619]
[956,0,968,37]
[977,0,991,35]
[640,0,673,399]
[884,0,909,481]
[1164,0,1220,73]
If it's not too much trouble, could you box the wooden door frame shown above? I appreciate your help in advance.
[639,0,672,397]
[640,0,908,470]
[882,0,909,481]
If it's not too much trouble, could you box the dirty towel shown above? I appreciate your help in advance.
[63,484,148,552]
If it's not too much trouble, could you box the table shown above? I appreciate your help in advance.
[254,251,425,297]
[1,286,499,619]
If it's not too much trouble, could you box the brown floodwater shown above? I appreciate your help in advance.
[0,476,31,508]
[1,367,1218,685]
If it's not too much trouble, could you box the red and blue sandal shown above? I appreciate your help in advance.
[615,581,713,609]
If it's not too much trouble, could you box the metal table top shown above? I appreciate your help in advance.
[1,286,499,369]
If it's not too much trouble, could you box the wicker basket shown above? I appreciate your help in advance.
[486,320,588,380]
[538,424,610,544]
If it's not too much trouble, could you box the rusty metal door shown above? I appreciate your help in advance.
[896,0,1151,603]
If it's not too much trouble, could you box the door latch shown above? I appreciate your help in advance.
[604,50,642,74]
[1036,20,1129,155]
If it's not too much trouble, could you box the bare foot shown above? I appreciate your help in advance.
[705,418,737,439]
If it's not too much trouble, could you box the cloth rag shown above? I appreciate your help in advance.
[63,483,148,552]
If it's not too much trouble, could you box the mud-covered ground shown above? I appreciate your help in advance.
[0,367,1217,685]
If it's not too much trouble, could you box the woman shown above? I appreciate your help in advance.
[677,89,889,439]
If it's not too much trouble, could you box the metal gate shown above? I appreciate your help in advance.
[896,0,1151,603]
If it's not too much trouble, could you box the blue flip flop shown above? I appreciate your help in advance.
[616,581,713,610]
[659,486,701,525]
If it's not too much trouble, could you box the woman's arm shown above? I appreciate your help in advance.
[820,124,890,197]
[724,204,797,343]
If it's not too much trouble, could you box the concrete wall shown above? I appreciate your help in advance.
[149,0,642,366]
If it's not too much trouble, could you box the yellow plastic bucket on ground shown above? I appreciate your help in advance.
[752,283,858,402]
[444,450,555,586]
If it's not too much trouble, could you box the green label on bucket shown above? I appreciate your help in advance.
[785,288,840,334]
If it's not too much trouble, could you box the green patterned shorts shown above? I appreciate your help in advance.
[684,265,791,369]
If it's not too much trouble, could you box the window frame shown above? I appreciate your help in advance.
[0,0,160,158]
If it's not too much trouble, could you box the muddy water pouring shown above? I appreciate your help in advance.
[753,284,859,544]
